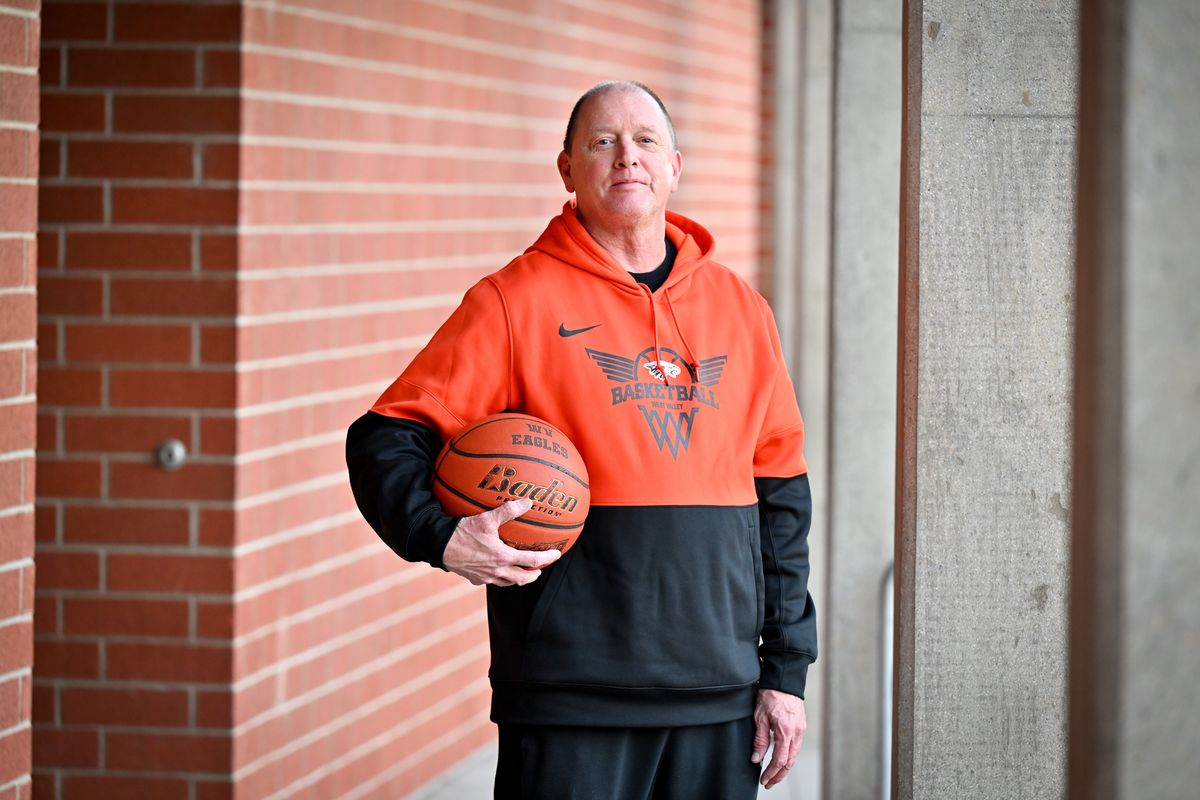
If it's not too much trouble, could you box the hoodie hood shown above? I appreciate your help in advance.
[526,201,716,296]
[523,202,718,386]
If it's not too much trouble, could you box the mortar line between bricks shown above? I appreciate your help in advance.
[41,85,237,97]
[0,667,31,684]
[236,251,515,277]
[39,42,239,52]
[0,558,33,575]
[231,336,429,373]
[30,723,232,737]
[30,678,229,692]
[241,133,548,158]
[0,778,32,797]
[41,132,238,143]
[234,383,384,419]
[19,767,230,782]
[33,495,234,508]
[0,503,32,520]
[35,588,236,604]
[229,470,353,509]
[34,541,234,556]
[0,613,31,631]
[43,177,237,188]
[0,394,33,407]
[0,720,31,740]
[231,542,378,602]
[31,217,549,234]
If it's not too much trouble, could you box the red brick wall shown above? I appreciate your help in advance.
[29,1,765,797]
[0,2,39,798]
[34,1,240,797]
[235,2,763,796]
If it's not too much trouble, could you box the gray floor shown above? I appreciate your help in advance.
[408,742,820,799]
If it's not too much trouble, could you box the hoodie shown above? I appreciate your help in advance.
[346,202,817,727]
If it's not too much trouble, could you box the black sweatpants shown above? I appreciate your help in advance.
[493,717,761,800]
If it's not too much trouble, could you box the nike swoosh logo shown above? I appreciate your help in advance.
[559,323,602,338]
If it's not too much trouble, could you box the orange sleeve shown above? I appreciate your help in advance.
[370,277,512,442]
[752,299,808,478]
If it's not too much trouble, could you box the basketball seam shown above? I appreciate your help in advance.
[445,445,590,489]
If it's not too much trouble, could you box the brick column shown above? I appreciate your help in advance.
[34,1,239,797]
[0,2,38,798]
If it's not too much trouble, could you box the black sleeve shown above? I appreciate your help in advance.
[346,411,461,569]
[755,473,818,698]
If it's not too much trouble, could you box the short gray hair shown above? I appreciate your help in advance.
[562,80,677,152]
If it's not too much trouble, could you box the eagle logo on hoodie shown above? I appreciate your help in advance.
[585,347,727,459]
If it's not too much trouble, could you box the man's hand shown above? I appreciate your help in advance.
[442,498,560,587]
[751,688,806,790]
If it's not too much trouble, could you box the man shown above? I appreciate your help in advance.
[346,81,816,798]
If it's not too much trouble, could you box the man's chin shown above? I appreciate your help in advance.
[593,200,662,223]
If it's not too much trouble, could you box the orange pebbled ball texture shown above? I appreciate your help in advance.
[433,413,591,555]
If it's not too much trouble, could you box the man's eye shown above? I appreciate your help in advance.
[640,137,656,144]
[595,138,613,146]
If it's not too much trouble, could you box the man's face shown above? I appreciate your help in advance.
[557,87,682,232]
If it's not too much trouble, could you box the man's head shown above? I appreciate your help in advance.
[557,81,682,236]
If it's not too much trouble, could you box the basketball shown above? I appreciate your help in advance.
[433,413,590,555]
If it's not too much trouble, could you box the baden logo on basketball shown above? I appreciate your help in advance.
[433,413,590,555]
[477,464,582,516]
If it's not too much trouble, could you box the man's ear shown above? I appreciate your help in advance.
[557,150,575,193]
[669,150,683,193]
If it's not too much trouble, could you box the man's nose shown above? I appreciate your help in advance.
[615,139,639,168]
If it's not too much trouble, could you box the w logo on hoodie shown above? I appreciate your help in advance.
[637,406,699,459]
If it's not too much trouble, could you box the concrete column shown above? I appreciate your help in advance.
[1069,2,1200,798]
[895,2,1077,798]
[770,0,834,773]
[823,1,902,798]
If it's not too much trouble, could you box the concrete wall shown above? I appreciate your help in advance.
[823,0,901,798]
[1070,2,1200,798]
[895,2,1077,798]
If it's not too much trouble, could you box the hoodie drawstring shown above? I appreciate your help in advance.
[643,285,667,384]
[665,288,700,382]
[642,285,699,386]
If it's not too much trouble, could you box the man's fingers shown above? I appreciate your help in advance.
[760,720,788,788]
[750,713,770,764]
[485,498,533,526]
[505,566,542,586]
[762,722,797,789]
[511,548,561,570]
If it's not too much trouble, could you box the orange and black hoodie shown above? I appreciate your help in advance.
[346,202,816,727]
